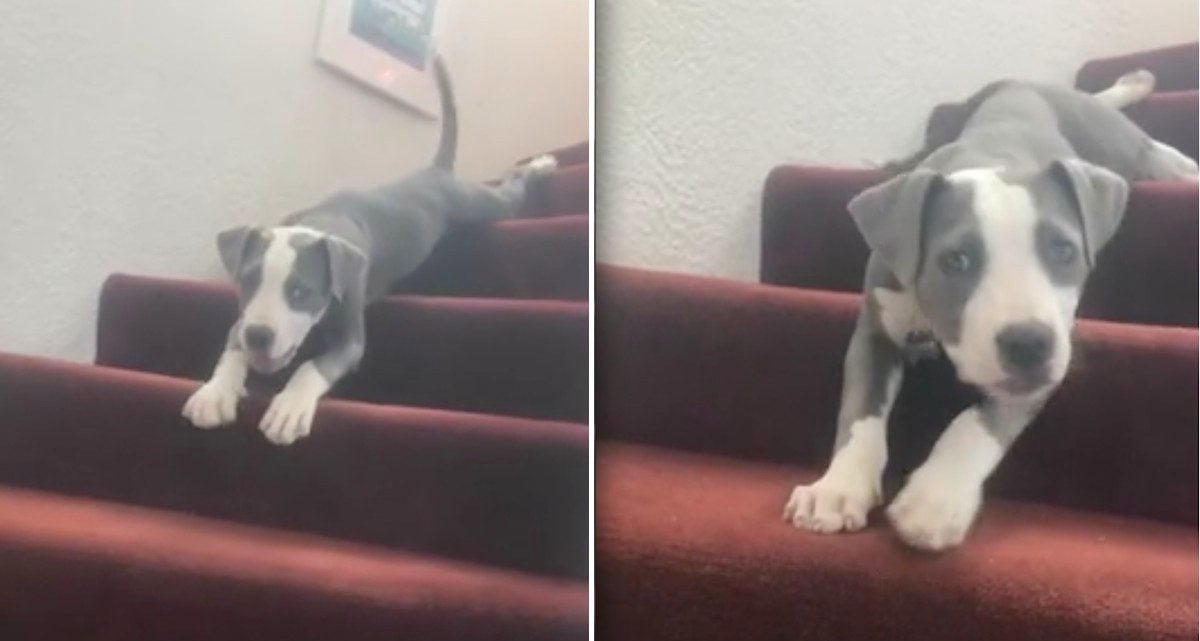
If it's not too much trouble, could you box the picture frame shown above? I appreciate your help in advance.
[315,0,450,118]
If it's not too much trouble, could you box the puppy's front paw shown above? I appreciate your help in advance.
[182,381,243,428]
[887,468,982,551]
[783,471,879,534]
[259,387,320,446]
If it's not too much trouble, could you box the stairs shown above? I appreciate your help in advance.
[0,142,590,638]
[596,45,1198,640]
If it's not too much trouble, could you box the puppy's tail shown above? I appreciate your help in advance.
[1093,69,1156,109]
[430,54,458,172]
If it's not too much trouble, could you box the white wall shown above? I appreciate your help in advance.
[597,0,1197,280]
[0,0,588,361]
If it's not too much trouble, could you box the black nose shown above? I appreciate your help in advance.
[995,322,1054,373]
[243,325,275,352]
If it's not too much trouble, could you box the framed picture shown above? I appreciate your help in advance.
[316,0,449,118]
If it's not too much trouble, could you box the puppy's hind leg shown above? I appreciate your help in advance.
[1092,69,1155,109]
[1144,139,1199,181]
[451,154,559,223]
[1092,69,1198,181]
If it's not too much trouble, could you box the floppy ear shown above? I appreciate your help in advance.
[847,168,943,285]
[216,226,263,277]
[322,236,369,302]
[1049,159,1130,267]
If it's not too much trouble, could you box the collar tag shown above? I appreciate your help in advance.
[903,330,940,363]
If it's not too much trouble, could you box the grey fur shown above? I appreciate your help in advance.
[217,227,268,305]
[830,74,1195,481]
[187,55,555,443]
[236,56,547,383]
[284,235,337,315]
[915,180,986,345]
[1046,159,1131,267]
[847,169,943,286]
[833,274,906,450]
[217,227,266,284]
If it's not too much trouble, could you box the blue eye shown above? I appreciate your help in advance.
[938,250,974,275]
[288,285,312,301]
[1048,238,1077,264]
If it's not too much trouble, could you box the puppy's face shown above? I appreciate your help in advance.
[218,227,336,374]
[916,169,1088,398]
[850,161,1128,400]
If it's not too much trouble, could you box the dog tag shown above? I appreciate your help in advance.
[903,330,940,363]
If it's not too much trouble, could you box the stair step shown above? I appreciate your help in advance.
[397,214,587,300]
[760,166,1198,326]
[0,485,585,639]
[97,274,588,423]
[0,351,587,578]
[596,442,1195,641]
[523,164,589,218]
[1076,42,1198,93]
[597,264,1197,524]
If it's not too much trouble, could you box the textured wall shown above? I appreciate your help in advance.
[596,0,1197,280]
[0,0,587,361]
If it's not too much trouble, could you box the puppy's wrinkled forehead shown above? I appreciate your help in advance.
[923,173,985,244]
[926,169,1086,247]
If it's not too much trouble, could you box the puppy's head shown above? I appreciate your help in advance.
[849,160,1128,399]
[217,226,367,374]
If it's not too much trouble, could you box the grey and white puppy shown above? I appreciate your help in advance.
[182,56,557,445]
[783,70,1198,550]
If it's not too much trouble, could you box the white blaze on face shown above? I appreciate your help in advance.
[241,227,323,370]
[941,169,1077,393]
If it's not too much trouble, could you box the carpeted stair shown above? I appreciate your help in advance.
[596,45,1198,641]
[0,142,590,638]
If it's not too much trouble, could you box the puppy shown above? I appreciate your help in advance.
[783,70,1197,550]
[182,56,558,445]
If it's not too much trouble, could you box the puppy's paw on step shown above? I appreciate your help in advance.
[182,381,243,428]
[887,468,982,552]
[783,474,878,534]
[259,387,320,446]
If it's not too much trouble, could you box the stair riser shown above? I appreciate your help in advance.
[525,165,589,218]
[0,352,588,578]
[762,168,1199,326]
[97,274,589,423]
[395,215,587,300]
[1076,42,1199,93]
[0,487,585,640]
[1124,90,1199,161]
[597,265,1198,524]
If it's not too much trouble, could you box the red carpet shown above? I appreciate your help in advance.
[597,444,1195,641]
[0,142,590,638]
[395,214,588,299]
[597,45,1198,641]
[0,486,585,641]
[97,274,588,422]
